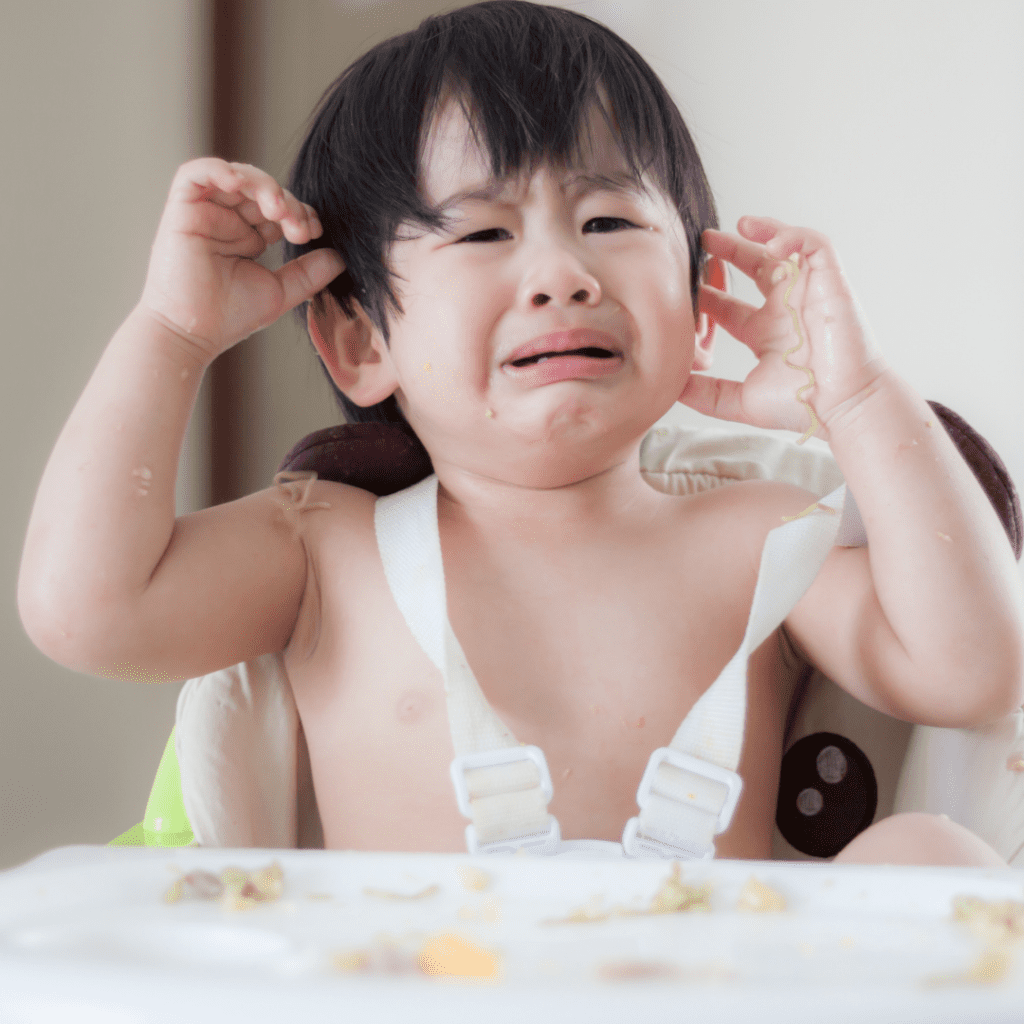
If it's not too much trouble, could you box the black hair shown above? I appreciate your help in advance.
[284,0,719,426]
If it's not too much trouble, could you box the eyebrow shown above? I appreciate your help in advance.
[435,170,648,214]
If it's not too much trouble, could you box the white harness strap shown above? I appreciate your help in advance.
[375,476,558,853]
[625,483,865,858]
[375,474,865,859]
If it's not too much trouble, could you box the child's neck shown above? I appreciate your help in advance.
[433,447,666,551]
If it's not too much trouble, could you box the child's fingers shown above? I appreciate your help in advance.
[698,282,772,356]
[740,216,838,267]
[275,247,347,313]
[169,159,324,244]
[702,227,788,298]
[226,163,316,239]
[677,372,747,423]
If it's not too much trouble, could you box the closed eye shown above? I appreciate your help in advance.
[458,218,638,243]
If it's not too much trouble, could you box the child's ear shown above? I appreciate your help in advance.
[306,292,399,407]
[693,254,728,372]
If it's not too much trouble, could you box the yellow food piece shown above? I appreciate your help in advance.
[649,863,712,914]
[363,884,440,901]
[952,896,1024,945]
[781,500,838,524]
[780,256,819,445]
[736,876,786,913]
[458,866,491,892]
[418,932,502,979]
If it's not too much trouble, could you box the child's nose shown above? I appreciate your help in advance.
[531,288,592,308]
[522,240,603,309]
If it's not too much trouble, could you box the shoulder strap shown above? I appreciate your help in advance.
[375,476,558,853]
[624,484,864,858]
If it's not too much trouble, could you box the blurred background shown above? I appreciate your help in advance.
[2,0,1021,870]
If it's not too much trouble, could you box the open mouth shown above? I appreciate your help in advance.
[509,346,618,368]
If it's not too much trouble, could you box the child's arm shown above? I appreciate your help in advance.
[686,218,1024,726]
[17,159,345,681]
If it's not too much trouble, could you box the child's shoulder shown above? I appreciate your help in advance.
[677,477,820,527]
[669,477,822,569]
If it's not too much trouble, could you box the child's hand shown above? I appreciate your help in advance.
[139,158,345,362]
[680,217,888,442]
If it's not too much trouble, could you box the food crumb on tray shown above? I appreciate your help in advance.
[544,863,711,925]
[363,883,440,901]
[418,932,503,980]
[924,895,1024,987]
[163,860,284,911]
[647,863,712,914]
[458,866,491,892]
[736,876,786,913]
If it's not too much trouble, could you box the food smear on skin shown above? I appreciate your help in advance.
[781,500,838,524]
[780,254,820,445]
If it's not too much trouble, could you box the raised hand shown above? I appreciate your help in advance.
[140,158,345,363]
[680,216,888,443]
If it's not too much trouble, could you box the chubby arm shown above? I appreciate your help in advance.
[687,217,1024,726]
[781,371,1024,725]
[16,306,314,682]
[17,159,344,680]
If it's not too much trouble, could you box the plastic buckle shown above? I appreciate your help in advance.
[450,745,561,855]
[622,747,743,860]
[464,817,561,856]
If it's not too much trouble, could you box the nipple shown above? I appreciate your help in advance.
[779,254,819,445]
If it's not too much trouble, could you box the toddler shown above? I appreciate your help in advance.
[18,2,1023,864]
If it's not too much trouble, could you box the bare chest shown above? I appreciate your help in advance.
[284,493,800,856]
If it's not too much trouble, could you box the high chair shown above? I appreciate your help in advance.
[109,403,1024,864]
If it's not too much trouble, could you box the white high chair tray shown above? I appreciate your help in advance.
[1,846,1022,1024]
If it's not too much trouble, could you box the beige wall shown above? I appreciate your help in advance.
[2,1,210,869]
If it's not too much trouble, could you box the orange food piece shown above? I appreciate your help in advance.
[418,932,502,979]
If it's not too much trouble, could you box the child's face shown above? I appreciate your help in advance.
[334,95,713,487]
